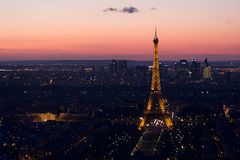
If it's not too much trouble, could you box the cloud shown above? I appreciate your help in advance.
[121,6,139,14]
[103,7,118,12]
[103,6,139,14]
[150,7,158,10]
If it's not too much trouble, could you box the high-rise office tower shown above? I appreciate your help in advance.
[109,60,118,74]
[190,60,201,81]
[175,60,190,83]
[203,58,212,79]
[118,60,127,74]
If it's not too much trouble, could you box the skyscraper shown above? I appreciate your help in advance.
[203,58,212,79]
[190,60,201,81]
[175,60,190,83]
[109,60,118,75]
[118,60,127,74]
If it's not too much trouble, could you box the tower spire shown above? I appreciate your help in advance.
[153,27,159,44]
[155,27,157,37]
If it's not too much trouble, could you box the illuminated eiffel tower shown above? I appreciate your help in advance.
[138,28,173,130]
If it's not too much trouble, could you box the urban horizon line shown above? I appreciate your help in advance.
[1,57,240,62]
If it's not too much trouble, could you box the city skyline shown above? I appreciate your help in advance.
[1,27,240,159]
[1,0,240,61]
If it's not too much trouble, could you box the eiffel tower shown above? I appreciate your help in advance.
[138,28,173,130]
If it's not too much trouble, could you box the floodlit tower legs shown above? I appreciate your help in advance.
[138,28,173,130]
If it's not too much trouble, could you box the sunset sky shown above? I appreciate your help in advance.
[0,0,240,61]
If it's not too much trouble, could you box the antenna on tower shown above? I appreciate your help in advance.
[155,27,157,37]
